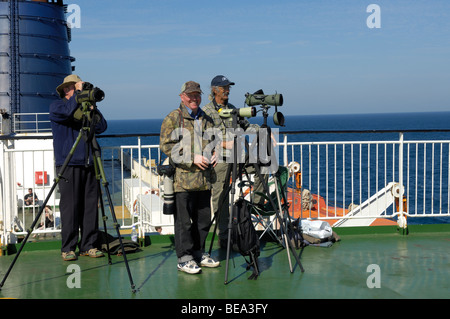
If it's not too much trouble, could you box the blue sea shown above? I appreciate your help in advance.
[99,111,450,225]
[101,111,450,143]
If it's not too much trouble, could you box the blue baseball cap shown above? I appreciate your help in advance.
[211,75,235,87]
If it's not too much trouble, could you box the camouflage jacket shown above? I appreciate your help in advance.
[160,104,215,192]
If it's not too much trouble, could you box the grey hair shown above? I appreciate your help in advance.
[208,86,220,101]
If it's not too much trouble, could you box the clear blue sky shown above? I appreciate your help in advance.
[67,0,450,120]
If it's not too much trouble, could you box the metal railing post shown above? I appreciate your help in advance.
[398,132,407,234]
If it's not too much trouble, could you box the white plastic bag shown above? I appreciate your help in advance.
[300,220,332,239]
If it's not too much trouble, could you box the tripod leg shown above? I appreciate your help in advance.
[91,135,136,293]
[224,161,245,284]
[274,177,293,272]
[207,163,232,256]
[92,155,112,264]
[276,173,305,273]
[0,182,59,289]
[102,183,136,292]
[207,215,219,256]
[224,139,239,284]
[224,179,235,285]
[97,183,112,264]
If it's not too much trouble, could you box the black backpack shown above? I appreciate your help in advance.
[231,198,260,280]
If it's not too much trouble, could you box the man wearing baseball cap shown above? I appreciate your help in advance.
[203,75,266,249]
[160,81,219,274]
[49,74,108,261]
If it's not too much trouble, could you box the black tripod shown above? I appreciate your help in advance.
[208,109,304,284]
[0,102,136,293]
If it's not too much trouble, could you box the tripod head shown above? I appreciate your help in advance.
[73,101,102,144]
[73,101,97,121]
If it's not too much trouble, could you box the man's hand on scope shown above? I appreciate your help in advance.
[75,81,84,92]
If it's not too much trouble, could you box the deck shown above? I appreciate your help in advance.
[1,224,449,306]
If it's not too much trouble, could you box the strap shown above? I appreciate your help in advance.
[212,99,221,111]
[162,107,184,168]
[178,106,184,129]
[212,99,228,128]
[247,252,259,280]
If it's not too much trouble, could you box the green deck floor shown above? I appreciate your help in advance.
[1,225,449,302]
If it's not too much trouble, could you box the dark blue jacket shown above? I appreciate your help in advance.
[49,96,108,167]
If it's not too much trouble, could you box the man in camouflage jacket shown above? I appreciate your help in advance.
[160,81,220,274]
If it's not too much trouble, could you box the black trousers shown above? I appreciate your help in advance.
[174,190,211,263]
[57,165,100,253]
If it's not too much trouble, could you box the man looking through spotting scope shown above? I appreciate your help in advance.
[203,75,268,249]
[49,74,107,261]
[160,81,220,274]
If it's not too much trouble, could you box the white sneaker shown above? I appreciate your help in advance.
[200,254,220,268]
[178,260,202,274]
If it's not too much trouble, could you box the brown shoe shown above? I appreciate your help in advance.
[80,248,104,258]
[62,251,77,261]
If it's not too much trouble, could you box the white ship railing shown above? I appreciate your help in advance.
[279,131,450,223]
[12,112,52,133]
[2,129,450,244]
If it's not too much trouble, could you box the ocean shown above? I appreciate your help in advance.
[98,111,450,225]
[102,111,450,142]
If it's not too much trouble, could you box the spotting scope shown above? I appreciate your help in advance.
[218,106,256,118]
